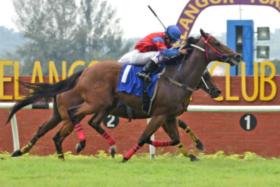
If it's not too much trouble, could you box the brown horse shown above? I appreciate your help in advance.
[7,29,240,161]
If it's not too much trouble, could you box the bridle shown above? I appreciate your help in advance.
[164,34,229,93]
[191,35,230,63]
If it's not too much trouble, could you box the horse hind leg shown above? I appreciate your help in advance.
[68,104,114,156]
[68,108,116,158]
[11,111,61,157]
[149,117,180,147]
[52,120,75,160]
[177,119,204,151]
[58,99,114,157]
[160,119,189,157]
[88,112,117,158]
[177,119,203,161]
[52,104,88,159]
[68,105,85,125]
[69,97,117,157]
[65,86,116,155]
[74,123,86,154]
[53,104,94,159]
[147,118,199,161]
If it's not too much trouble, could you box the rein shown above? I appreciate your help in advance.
[163,75,196,92]
[190,44,205,52]
[164,35,222,92]
[164,41,208,92]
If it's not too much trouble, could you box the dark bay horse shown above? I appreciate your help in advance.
[7,29,240,161]
[74,69,221,155]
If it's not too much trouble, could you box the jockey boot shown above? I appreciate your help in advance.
[142,89,151,113]
[137,60,158,82]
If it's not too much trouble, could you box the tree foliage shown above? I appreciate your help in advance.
[0,26,25,58]
[13,0,132,74]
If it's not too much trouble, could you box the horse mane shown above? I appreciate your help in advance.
[163,36,200,66]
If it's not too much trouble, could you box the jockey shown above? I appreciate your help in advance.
[118,25,184,81]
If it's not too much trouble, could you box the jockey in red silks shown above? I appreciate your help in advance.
[118,25,183,81]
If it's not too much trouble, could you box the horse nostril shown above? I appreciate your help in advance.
[235,54,242,62]
[210,88,221,98]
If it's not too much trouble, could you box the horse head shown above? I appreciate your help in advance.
[195,29,241,66]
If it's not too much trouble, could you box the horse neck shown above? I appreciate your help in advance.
[165,40,208,89]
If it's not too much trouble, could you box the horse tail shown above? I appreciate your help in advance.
[6,70,83,124]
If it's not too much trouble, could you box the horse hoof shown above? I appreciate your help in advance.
[189,154,199,162]
[122,157,128,163]
[109,146,116,158]
[11,150,22,157]
[58,154,65,160]
[75,140,86,154]
[195,140,204,151]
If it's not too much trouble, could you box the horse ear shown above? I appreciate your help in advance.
[200,29,207,38]
[187,36,196,44]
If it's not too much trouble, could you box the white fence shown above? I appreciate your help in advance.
[3,102,280,152]
[187,105,280,112]
[4,102,53,151]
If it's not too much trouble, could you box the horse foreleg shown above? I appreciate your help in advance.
[123,115,165,162]
[178,119,204,151]
[88,113,116,158]
[11,112,61,157]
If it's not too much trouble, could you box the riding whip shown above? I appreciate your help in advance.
[147,5,166,30]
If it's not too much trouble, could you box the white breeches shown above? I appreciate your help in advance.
[118,50,160,65]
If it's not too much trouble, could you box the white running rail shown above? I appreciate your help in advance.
[3,102,53,151]
[2,102,280,152]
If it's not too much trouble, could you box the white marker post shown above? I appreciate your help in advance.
[11,115,20,151]
[147,118,156,159]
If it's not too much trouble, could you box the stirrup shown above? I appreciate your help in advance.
[137,72,151,82]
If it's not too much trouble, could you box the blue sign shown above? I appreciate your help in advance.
[227,20,254,76]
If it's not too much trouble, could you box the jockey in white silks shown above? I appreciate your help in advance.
[118,25,183,81]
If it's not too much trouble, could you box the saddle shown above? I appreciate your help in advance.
[117,64,162,114]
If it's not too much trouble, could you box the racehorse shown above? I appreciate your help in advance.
[74,69,221,156]
[7,29,240,161]
[10,69,220,161]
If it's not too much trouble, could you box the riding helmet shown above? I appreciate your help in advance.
[166,25,182,42]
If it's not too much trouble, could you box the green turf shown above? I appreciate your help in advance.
[1,151,280,187]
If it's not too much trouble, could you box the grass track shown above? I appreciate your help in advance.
[1,152,280,187]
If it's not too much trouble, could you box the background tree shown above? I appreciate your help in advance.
[13,0,132,75]
[0,26,25,58]
[74,0,131,61]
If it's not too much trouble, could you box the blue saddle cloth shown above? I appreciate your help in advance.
[117,64,160,97]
